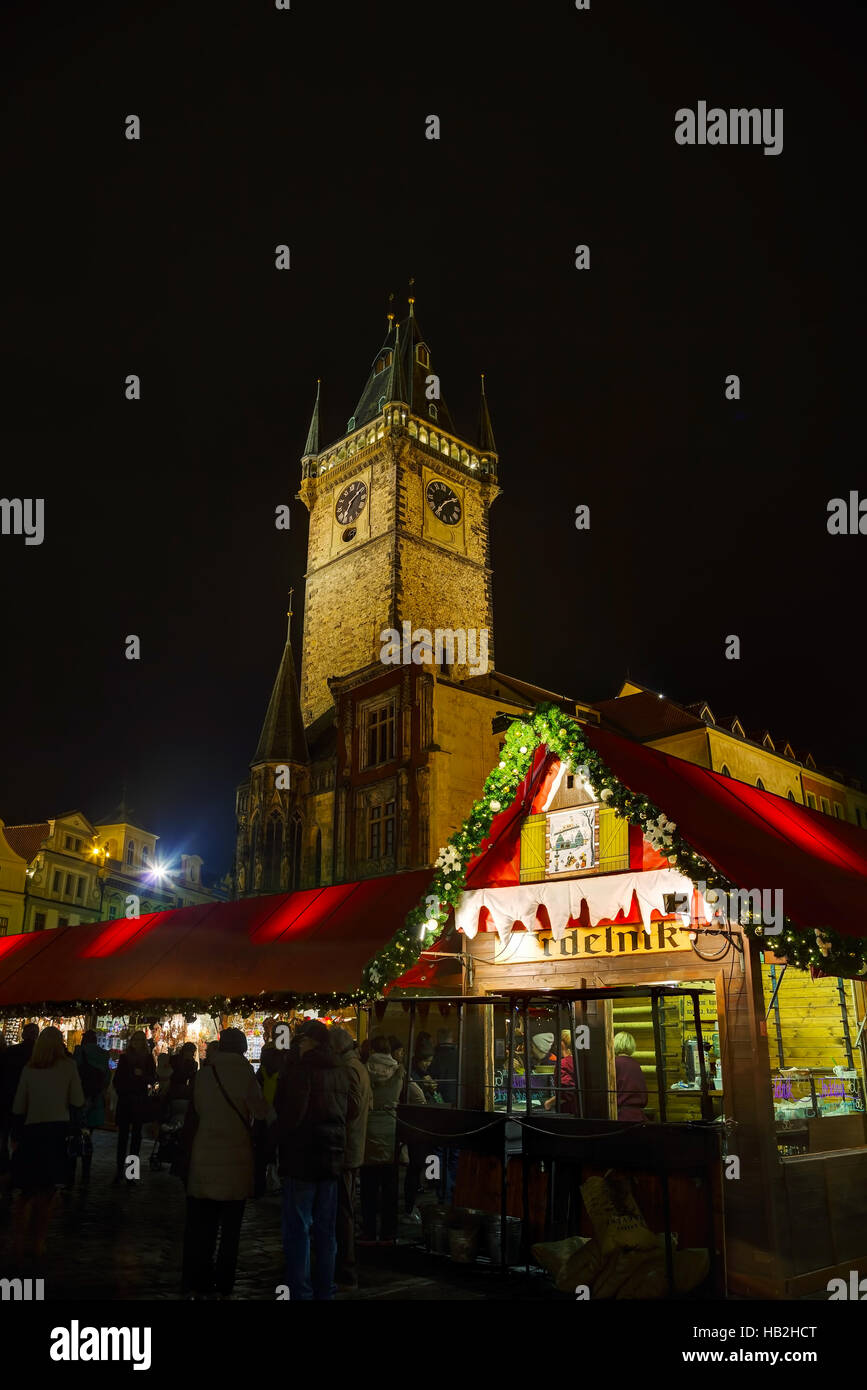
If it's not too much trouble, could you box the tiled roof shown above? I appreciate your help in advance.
[2,822,51,862]
[594,693,705,742]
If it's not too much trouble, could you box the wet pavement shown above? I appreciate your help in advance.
[0,1130,556,1301]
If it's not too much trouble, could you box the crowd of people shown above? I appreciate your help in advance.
[0,1018,459,1300]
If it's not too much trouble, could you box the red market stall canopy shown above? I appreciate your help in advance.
[0,870,432,1015]
[459,729,867,938]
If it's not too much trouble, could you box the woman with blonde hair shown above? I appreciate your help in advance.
[613,1031,648,1122]
[11,1026,85,1256]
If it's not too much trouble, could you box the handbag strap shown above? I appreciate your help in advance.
[211,1064,253,1140]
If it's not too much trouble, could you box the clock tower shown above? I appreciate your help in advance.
[297,298,500,723]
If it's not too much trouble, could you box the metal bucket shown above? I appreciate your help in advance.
[484,1214,522,1266]
[429,1215,451,1254]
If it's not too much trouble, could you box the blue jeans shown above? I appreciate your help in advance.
[281,1177,338,1300]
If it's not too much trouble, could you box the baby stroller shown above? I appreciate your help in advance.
[149,1098,190,1172]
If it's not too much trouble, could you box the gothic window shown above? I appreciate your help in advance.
[369,805,382,859]
[787,791,796,801]
[368,801,396,860]
[364,702,396,767]
[348,416,356,431]
[428,404,438,421]
[378,395,386,411]
[248,816,260,886]
[127,840,135,865]
[384,800,395,857]
[314,828,323,887]
[289,814,303,891]
[720,765,731,778]
[416,344,430,367]
[263,811,284,893]
[756,778,766,791]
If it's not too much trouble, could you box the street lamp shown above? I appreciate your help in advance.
[90,842,110,918]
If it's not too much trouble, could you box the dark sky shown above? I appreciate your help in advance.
[2,0,864,882]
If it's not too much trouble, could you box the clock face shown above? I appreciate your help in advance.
[335,479,368,525]
[426,478,462,526]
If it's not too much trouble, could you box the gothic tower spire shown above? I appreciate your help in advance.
[477,373,497,454]
[251,617,308,768]
[302,379,321,461]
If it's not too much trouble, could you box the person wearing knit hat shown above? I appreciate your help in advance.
[329,1028,371,1290]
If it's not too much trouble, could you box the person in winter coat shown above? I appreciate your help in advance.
[329,1026,371,1290]
[68,1029,111,1184]
[0,1023,38,1191]
[167,1042,198,1104]
[11,1026,85,1257]
[429,1029,458,1105]
[400,1071,427,1221]
[359,1037,403,1245]
[112,1030,157,1184]
[182,1027,268,1299]
[614,1032,648,1122]
[275,1019,356,1300]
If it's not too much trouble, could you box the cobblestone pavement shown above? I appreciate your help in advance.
[0,1131,556,1301]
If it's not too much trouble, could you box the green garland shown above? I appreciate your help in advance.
[360,703,867,994]
[0,990,365,1022]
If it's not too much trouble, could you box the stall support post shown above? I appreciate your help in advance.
[523,998,531,1273]
[568,999,583,1118]
[403,1002,416,1103]
[693,992,712,1122]
[524,999,532,1117]
[456,1001,465,1110]
[650,990,667,1123]
[836,977,855,1071]
[500,1124,508,1273]
[506,1002,517,1118]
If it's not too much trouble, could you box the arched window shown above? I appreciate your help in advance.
[141,846,150,867]
[428,403,438,421]
[314,829,322,888]
[787,791,796,801]
[378,395,386,411]
[416,344,430,367]
[756,778,765,791]
[720,765,731,778]
[263,811,284,893]
[126,840,135,865]
[347,416,356,432]
[289,815,303,891]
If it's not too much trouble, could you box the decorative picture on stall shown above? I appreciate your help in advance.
[546,806,597,877]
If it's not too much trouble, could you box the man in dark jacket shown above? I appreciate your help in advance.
[275,1020,357,1300]
[329,1027,371,1290]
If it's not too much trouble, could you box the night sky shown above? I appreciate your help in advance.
[2,0,864,882]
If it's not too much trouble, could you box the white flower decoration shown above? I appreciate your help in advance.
[600,788,613,801]
[490,800,501,813]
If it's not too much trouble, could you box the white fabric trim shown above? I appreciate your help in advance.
[455,868,700,942]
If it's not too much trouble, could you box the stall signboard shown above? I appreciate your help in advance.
[494,920,694,963]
